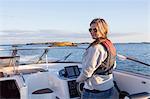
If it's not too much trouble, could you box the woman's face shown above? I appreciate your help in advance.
[89,23,102,39]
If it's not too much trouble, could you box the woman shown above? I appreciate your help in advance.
[76,18,116,99]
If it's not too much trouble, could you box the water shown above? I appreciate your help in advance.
[115,43,150,76]
[0,43,150,76]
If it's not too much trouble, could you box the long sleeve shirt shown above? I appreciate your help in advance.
[76,44,114,91]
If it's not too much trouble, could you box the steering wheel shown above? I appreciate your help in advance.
[76,82,84,96]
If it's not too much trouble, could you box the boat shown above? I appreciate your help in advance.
[0,47,150,99]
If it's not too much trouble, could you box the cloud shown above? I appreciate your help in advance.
[0,29,149,44]
[0,29,91,44]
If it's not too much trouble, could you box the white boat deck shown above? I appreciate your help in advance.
[0,63,150,99]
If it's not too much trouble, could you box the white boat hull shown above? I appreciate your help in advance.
[0,63,150,99]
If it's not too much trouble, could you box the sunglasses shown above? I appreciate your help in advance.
[89,28,97,32]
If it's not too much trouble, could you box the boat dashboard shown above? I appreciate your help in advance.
[58,65,82,98]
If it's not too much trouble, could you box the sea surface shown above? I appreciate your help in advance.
[0,43,150,76]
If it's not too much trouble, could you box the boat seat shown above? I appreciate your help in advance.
[128,92,150,99]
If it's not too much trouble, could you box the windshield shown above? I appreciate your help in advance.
[0,46,86,65]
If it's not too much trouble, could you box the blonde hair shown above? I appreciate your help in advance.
[88,18,109,48]
[90,18,108,39]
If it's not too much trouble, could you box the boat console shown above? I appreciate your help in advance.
[59,65,81,98]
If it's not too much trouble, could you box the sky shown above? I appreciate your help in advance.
[0,0,149,44]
